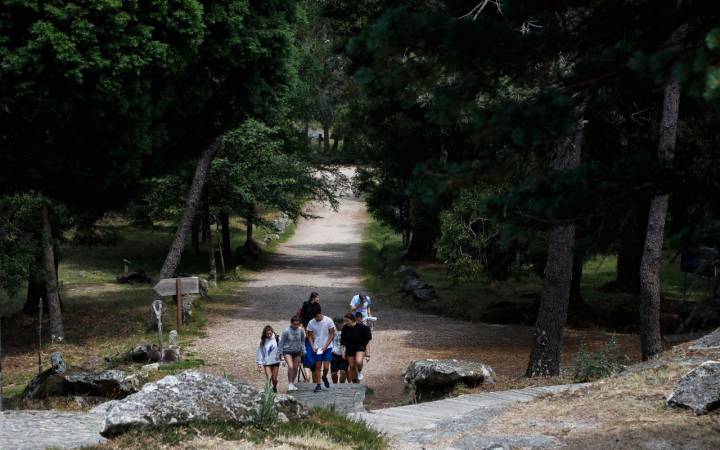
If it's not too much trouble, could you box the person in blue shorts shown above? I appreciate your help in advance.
[306,307,336,393]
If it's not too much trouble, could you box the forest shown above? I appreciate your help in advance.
[1,1,719,449]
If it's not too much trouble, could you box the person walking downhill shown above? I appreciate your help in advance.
[340,313,372,383]
[330,317,348,383]
[256,325,281,392]
[299,292,321,381]
[279,316,306,392]
[306,307,336,393]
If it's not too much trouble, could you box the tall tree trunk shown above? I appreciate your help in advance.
[219,211,231,264]
[639,78,681,360]
[204,201,217,287]
[158,138,221,280]
[323,124,331,153]
[200,210,208,244]
[245,218,254,247]
[616,204,649,293]
[217,237,226,277]
[191,217,200,255]
[332,134,340,152]
[526,118,584,377]
[41,204,63,342]
[149,139,220,329]
[406,223,437,260]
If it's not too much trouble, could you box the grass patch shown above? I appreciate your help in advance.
[481,360,720,449]
[91,408,388,449]
[1,212,295,411]
[361,219,404,294]
[159,358,205,372]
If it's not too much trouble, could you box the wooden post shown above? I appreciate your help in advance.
[176,278,183,330]
[38,297,43,374]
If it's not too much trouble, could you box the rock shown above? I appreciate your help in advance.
[119,343,163,363]
[273,213,290,233]
[395,265,419,279]
[400,274,425,292]
[163,347,180,362]
[22,366,139,401]
[169,330,178,347]
[667,360,720,415]
[263,233,281,243]
[400,274,437,302]
[404,359,495,390]
[101,370,306,436]
[142,363,160,371]
[412,287,437,302]
[51,352,67,374]
[688,327,720,350]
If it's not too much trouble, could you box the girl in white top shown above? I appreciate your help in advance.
[256,325,281,392]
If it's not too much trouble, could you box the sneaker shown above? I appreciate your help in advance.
[288,383,297,391]
[314,384,322,393]
[322,376,330,388]
[357,371,364,381]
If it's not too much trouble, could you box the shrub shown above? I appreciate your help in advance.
[573,336,628,382]
[254,379,277,429]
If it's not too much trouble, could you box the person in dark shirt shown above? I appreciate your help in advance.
[299,292,321,380]
[340,313,372,383]
[300,291,321,327]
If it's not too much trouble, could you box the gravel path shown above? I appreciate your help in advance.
[192,185,634,407]
[190,188,536,406]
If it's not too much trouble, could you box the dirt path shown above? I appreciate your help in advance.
[192,188,638,408]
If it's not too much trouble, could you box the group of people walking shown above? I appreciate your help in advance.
[256,291,374,393]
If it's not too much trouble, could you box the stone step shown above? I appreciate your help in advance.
[352,383,589,437]
[287,383,366,414]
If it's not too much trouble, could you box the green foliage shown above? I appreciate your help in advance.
[573,337,629,382]
[254,379,277,430]
[0,193,43,300]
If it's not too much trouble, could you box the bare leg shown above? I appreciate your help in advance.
[347,357,357,382]
[284,354,296,384]
[332,371,338,383]
[339,370,347,383]
[314,362,321,384]
[270,365,279,391]
[355,351,366,375]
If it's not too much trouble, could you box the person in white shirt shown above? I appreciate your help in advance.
[350,293,373,321]
[305,307,336,393]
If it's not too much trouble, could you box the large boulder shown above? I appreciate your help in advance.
[400,273,437,302]
[667,360,720,415]
[404,359,495,390]
[22,353,139,401]
[100,370,305,436]
[688,327,720,350]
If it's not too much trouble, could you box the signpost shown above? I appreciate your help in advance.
[153,277,200,330]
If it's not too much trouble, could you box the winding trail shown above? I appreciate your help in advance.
[192,182,631,408]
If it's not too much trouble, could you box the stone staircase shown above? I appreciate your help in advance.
[349,383,589,449]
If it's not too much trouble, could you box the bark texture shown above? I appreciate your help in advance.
[616,205,649,293]
[41,204,64,342]
[204,201,217,287]
[323,125,331,153]
[158,138,221,280]
[639,78,681,360]
[526,119,584,377]
[219,211,231,264]
[191,218,200,255]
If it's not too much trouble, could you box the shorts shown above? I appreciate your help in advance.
[345,346,366,357]
[331,353,348,372]
[306,348,333,366]
[263,362,280,367]
[284,351,302,359]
